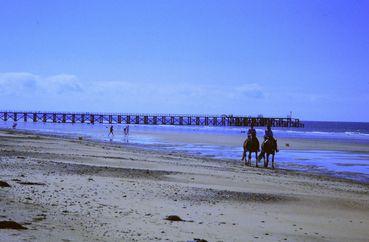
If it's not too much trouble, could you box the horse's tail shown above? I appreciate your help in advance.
[257,151,265,161]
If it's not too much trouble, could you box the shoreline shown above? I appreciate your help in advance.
[133,128,369,153]
[1,129,369,241]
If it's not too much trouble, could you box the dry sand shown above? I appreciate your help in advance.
[1,130,369,242]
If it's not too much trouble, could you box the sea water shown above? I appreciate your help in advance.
[1,121,369,183]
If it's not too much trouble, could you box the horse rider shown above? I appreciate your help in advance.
[263,124,279,152]
[246,123,259,152]
[247,124,256,139]
[242,123,260,164]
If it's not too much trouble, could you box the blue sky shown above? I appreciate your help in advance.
[0,0,368,121]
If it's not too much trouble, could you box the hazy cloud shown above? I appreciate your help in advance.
[45,74,83,94]
[0,72,39,95]
[0,72,267,114]
[0,72,82,96]
[237,83,265,99]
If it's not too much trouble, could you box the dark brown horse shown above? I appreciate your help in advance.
[258,138,278,169]
[241,137,260,167]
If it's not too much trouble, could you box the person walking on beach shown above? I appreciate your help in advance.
[123,125,130,136]
[122,125,129,143]
[109,125,114,136]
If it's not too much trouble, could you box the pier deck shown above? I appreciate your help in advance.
[0,111,304,127]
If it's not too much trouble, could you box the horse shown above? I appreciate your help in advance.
[241,136,260,167]
[258,138,278,169]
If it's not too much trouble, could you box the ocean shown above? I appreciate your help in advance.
[1,120,369,183]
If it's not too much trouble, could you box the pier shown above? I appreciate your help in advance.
[0,111,304,127]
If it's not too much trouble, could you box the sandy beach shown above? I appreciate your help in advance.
[1,130,369,242]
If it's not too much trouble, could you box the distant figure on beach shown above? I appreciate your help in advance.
[242,124,260,166]
[122,125,129,143]
[108,125,114,136]
[12,122,17,129]
[123,125,129,136]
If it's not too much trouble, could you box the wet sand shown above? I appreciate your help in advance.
[134,129,369,153]
[1,130,369,241]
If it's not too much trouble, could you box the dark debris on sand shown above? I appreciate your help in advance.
[17,181,46,186]
[194,239,208,242]
[0,221,28,230]
[164,215,185,222]
[0,180,11,187]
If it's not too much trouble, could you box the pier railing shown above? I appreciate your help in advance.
[0,111,304,127]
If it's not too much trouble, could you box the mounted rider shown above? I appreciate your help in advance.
[247,123,257,140]
[263,124,279,152]
[245,123,259,152]
[242,123,260,165]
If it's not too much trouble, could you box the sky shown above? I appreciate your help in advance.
[0,0,368,122]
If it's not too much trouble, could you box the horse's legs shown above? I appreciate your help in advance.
[255,152,259,167]
[248,152,252,166]
[243,151,249,166]
[264,154,269,168]
[241,149,246,162]
[272,154,275,169]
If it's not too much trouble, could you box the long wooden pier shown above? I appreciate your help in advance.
[0,111,304,127]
